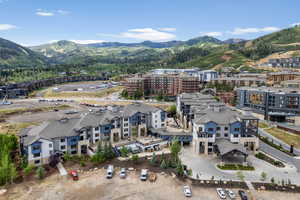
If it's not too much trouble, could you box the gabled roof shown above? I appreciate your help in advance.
[215,139,248,156]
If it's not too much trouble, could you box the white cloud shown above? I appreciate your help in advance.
[230,26,280,35]
[70,40,105,44]
[57,10,70,15]
[158,27,176,32]
[36,9,70,17]
[36,11,54,16]
[291,22,300,27]
[200,31,223,37]
[0,24,17,31]
[120,28,176,41]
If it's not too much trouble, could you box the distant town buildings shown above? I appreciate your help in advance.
[259,57,300,68]
[267,71,300,85]
[236,87,300,122]
[211,77,266,87]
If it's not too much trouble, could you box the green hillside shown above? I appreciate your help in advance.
[0,38,48,68]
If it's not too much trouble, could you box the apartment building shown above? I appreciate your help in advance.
[211,77,266,87]
[124,74,200,97]
[176,93,259,156]
[260,57,300,68]
[19,103,166,166]
[236,87,300,121]
[267,72,300,85]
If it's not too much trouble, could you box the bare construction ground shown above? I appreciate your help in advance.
[2,168,300,200]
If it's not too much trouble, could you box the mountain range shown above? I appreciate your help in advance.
[1,26,300,70]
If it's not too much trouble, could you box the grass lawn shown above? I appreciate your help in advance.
[0,122,39,135]
[44,86,123,98]
[0,104,71,119]
[259,122,269,129]
[265,127,300,149]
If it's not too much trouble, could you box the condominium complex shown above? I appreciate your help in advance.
[236,87,300,121]
[20,103,166,166]
[259,57,300,68]
[176,93,259,155]
[267,71,300,85]
[124,74,200,98]
[211,77,266,87]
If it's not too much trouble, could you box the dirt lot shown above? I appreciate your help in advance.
[2,168,300,200]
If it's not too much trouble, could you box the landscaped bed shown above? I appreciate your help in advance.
[217,164,255,171]
[255,152,285,168]
[253,182,300,193]
[259,135,295,156]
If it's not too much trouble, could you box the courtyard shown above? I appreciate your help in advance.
[180,146,300,184]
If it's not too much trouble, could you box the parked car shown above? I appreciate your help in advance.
[69,170,79,181]
[183,185,192,197]
[119,168,126,179]
[238,190,248,200]
[225,189,236,199]
[140,169,148,181]
[106,165,114,179]
[216,188,226,199]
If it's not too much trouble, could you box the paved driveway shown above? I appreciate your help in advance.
[180,147,300,184]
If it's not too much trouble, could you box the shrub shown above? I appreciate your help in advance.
[160,159,167,169]
[23,164,35,177]
[120,146,129,157]
[36,166,45,180]
[131,155,139,164]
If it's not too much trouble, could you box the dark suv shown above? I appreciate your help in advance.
[238,190,248,200]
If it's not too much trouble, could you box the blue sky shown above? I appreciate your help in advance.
[0,0,299,46]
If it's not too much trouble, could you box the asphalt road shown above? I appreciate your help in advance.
[258,128,300,156]
[259,141,300,172]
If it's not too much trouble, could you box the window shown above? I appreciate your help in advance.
[60,138,65,143]
[208,128,214,132]
[95,133,99,137]
[49,150,53,155]
[124,118,128,121]
[71,144,77,149]
[216,133,221,137]
[124,128,128,132]
[161,123,165,127]
[49,143,52,148]
[95,139,99,142]
[224,133,228,137]
[198,127,203,132]
[208,142,213,146]
[95,127,99,131]
[124,123,128,127]
[33,153,40,158]
[224,127,228,131]
[61,145,66,150]
[216,127,220,131]
[80,136,84,141]
[71,151,77,155]
[34,160,40,164]
[234,134,239,138]
[234,128,240,132]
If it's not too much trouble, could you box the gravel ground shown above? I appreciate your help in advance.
[2,168,300,200]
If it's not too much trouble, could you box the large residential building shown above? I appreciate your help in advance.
[211,77,266,87]
[20,103,166,166]
[123,74,200,98]
[267,71,300,85]
[150,68,199,76]
[259,57,300,68]
[176,93,259,156]
[236,87,300,121]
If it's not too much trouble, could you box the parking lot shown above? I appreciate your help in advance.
[3,167,300,200]
[51,81,119,93]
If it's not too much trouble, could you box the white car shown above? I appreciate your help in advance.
[183,185,192,197]
[216,188,226,199]
[225,189,236,199]
[119,168,126,178]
